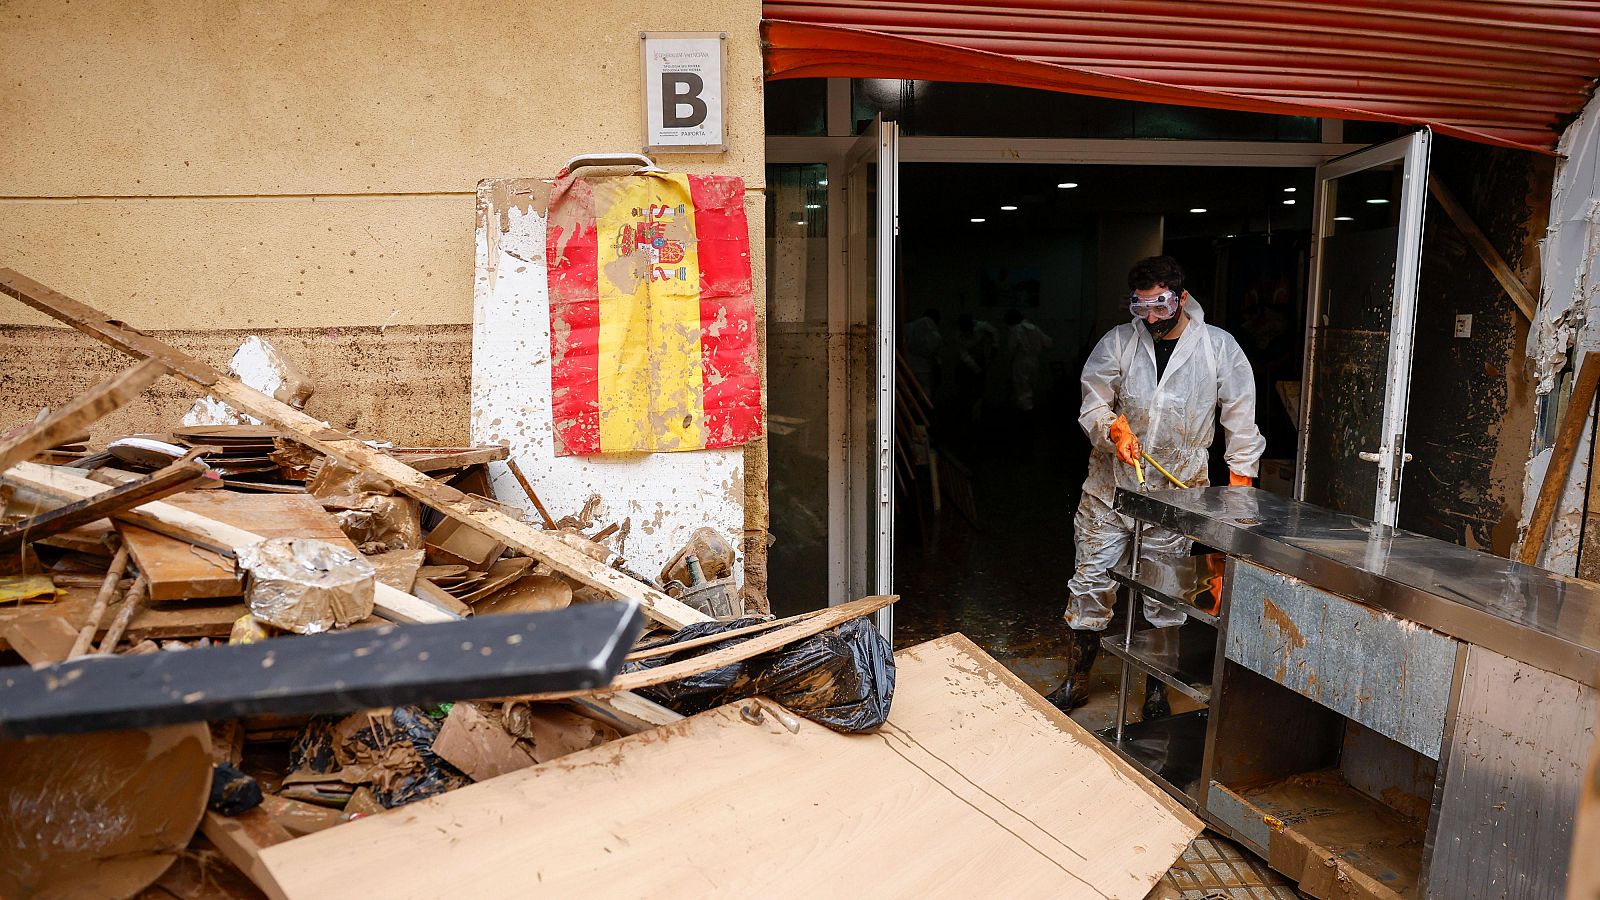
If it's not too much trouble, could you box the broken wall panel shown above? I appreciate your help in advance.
[472,179,749,579]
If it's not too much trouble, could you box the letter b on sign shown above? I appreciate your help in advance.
[662,73,707,129]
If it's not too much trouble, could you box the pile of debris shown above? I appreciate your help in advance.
[0,270,1201,899]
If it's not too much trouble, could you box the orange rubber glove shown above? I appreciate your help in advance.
[1108,415,1142,466]
[1229,471,1253,487]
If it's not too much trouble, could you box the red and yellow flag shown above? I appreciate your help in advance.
[546,171,762,456]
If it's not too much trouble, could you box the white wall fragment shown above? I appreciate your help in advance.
[182,336,315,426]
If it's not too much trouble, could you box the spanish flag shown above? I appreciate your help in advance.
[546,171,762,456]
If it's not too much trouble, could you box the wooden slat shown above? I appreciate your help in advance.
[0,356,170,475]
[0,459,210,553]
[1520,352,1600,565]
[201,809,294,900]
[0,270,709,631]
[3,462,451,624]
[67,542,131,658]
[1428,176,1538,322]
[505,458,557,530]
[259,634,1201,899]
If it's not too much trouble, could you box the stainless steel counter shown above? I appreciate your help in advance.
[1116,486,1600,687]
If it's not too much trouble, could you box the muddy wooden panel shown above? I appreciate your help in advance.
[1427,646,1597,900]
[119,492,358,601]
[1225,560,1456,759]
[0,600,643,738]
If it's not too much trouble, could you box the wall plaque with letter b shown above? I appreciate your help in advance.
[641,32,727,153]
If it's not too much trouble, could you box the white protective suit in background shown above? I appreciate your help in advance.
[1067,299,1265,631]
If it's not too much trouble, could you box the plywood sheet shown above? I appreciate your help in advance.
[259,634,1200,899]
[0,585,243,649]
[118,492,358,601]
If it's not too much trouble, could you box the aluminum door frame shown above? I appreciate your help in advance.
[1296,129,1432,526]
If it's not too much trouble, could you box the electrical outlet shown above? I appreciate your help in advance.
[1454,314,1473,338]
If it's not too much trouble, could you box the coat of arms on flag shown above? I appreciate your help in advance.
[545,169,762,456]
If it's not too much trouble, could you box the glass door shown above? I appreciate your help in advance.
[842,116,898,639]
[1297,130,1431,526]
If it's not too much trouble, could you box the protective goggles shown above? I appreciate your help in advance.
[1128,289,1180,320]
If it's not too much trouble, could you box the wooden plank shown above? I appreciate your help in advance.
[259,634,1201,899]
[117,491,359,601]
[1521,352,1600,565]
[0,273,708,629]
[502,594,895,703]
[257,794,347,837]
[505,458,557,529]
[391,446,510,472]
[0,458,211,553]
[1571,709,1600,900]
[1428,177,1538,322]
[0,356,170,475]
[3,462,450,624]
[200,809,294,900]
[0,600,644,738]
[1,616,79,665]
[0,586,243,650]
[96,572,148,653]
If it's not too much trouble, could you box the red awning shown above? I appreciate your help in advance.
[762,2,1600,153]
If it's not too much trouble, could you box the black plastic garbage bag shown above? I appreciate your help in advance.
[626,616,895,733]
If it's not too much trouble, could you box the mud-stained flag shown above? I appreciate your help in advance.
[545,170,762,456]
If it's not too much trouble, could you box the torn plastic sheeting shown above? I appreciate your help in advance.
[624,616,895,733]
[183,336,315,427]
[237,537,375,634]
[308,460,422,555]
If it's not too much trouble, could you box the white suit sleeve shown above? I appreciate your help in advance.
[1217,334,1267,477]
[1078,331,1123,453]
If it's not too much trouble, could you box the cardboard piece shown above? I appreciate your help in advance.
[1,615,79,665]
[367,549,425,593]
[424,516,505,569]
[259,635,1201,898]
[429,702,538,782]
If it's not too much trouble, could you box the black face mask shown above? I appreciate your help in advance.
[1144,313,1181,340]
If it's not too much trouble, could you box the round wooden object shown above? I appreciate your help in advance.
[0,723,212,899]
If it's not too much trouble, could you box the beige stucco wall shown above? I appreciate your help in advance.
[0,0,765,330]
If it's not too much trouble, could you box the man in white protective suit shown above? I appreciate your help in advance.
[1046,255,1264,718]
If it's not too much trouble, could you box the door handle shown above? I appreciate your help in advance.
[1358,451,1414,463]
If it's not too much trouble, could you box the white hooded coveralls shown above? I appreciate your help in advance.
[1067,299,1265,631]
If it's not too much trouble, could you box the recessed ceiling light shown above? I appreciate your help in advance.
[818,179,829,186]
[1283,199,1296,205]
[1225,234,1236,238]
[805,203,821,209]
[1000,205,1018,211]
[1058,182,1079,189]
[1284,187,1297,193]
[970,218,987,223]
[1367,198,1390,204]
[1334,216,1355,221]
[1189,208,1207,214]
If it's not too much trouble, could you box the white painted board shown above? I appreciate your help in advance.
[470,178,743,581]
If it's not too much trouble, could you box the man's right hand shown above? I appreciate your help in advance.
[1108,415,1142,466]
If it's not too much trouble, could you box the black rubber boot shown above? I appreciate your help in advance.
[1045,629,1102,712]
[1140,675,1172,722]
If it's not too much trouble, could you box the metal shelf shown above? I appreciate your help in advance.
[1101,619,1216,705]
[1095,709,1210,809]
[1109,553,1224,626]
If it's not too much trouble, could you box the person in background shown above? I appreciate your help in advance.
[1047,255,1264,718]
[902,307,944,394]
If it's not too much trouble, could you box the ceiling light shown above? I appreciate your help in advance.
[1189,208,1207,214]
[1058,182,1079,189]
[1367,198,1390,205]
[818,179,829,186]
[1284,187,1297,193]
[805,203,821,209]
[1225,234,1236,238]
[1000,205,1018,211]
[970,218,987,223]
[1283,199,1296,206]
[1334,216,1355,221]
